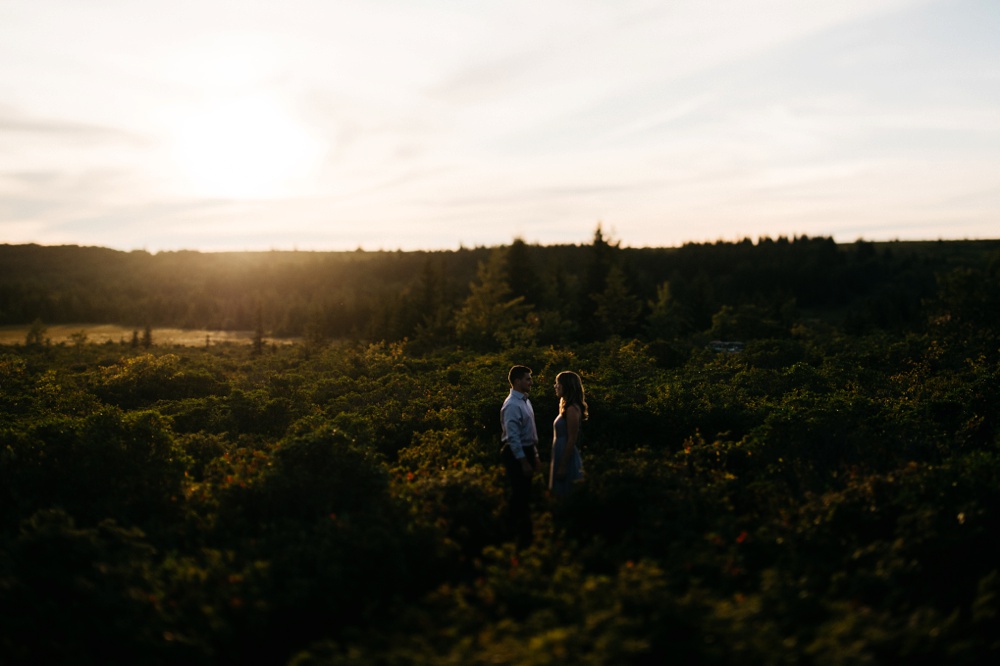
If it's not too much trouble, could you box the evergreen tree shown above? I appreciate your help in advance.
[455,251,531,350]
[303,309,328,355]
[410,258,456,352]
[252,304,265,356]
[592,264,641,338]
[504,238,539,306]
[645,281,690,339]
[418,257,440,315]
[579,224,620,337]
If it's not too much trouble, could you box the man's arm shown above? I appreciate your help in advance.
[503,403,536,477]
[502,404,526,459]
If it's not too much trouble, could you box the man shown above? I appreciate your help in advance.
[500,364,541,548]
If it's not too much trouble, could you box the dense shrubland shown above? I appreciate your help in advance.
[2,236,1000,663]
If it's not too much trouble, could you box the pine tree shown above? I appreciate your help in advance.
[252,304,265,356]
[592,264,640,338]
[645,281,690,339]
[505,238,539,306]
[579,224,620,337]
[455,251,531,350]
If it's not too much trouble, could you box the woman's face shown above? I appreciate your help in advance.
[554,379,564,398]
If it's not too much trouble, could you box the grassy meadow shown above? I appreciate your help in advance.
[0,324,277,347]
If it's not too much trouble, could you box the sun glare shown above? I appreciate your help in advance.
[169,95,324,199]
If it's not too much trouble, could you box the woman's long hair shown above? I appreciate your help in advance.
[556,371,588,420]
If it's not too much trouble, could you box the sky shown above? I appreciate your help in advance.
[1,0,998,252]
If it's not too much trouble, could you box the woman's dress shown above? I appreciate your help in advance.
[549,412,584,497]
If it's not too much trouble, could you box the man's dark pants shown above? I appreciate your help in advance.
[501,444,537,549]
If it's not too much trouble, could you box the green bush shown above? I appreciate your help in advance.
[2,315,1000,664]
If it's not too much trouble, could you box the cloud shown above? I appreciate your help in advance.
[0,0,996,251]
[0,108,146,145]
[426,53,541,105]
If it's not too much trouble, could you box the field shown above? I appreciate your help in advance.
[1,237,999,664]
[0,324,273,346]
[0,323,122,345]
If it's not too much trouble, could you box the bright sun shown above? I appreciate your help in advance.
[169,94,324,199]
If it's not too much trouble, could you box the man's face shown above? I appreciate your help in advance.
[514,373,533,395]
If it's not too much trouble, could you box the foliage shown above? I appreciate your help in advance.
[1,238,1000,663]
[5,238,998,345]
[455,251,533,351]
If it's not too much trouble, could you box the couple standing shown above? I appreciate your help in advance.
[500,365,587,548]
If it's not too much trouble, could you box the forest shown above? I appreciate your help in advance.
[2,233,1000,664]
[5,231,999,345]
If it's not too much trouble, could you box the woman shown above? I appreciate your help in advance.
[549,371,588,497]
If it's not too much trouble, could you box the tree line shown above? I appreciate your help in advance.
[4,232,998,351]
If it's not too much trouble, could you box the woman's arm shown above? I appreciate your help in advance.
[557,404,581,475]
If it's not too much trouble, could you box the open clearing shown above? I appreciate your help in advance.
[0,324,290,346]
